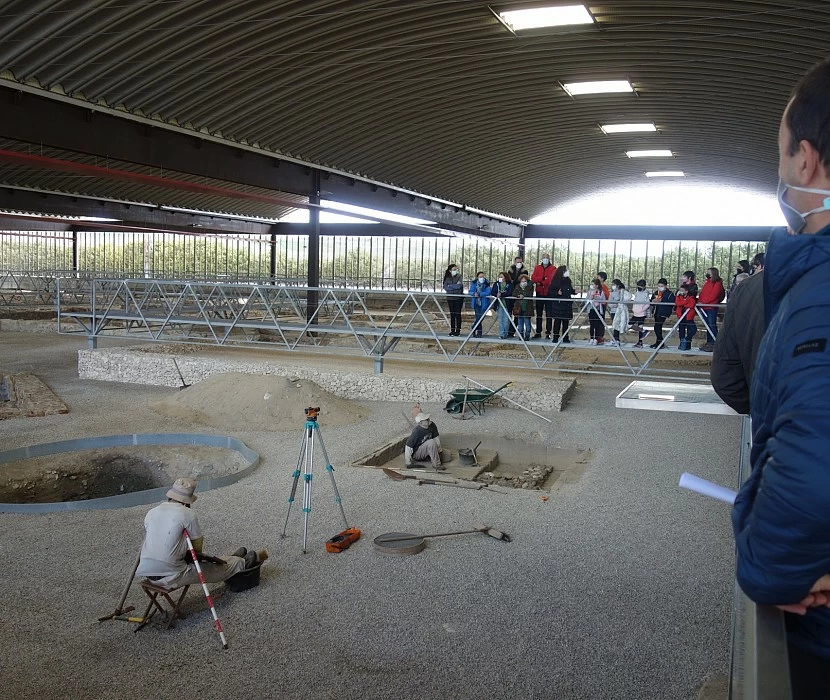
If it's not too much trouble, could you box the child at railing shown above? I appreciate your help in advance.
[512,274,534,341]
[630,279,651,348]
[675,283,698,351]
[650,279,675,349]
[609,279,631,347]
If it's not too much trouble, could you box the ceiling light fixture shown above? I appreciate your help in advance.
[600,123,657,134]
[499,5,594,30]
[563,80,633,96]
[626,150,674,158]
[644,171,686,178]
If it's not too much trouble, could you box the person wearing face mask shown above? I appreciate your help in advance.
[442,264,464,336]
[512,273,534,341]
[629,279,651,348]
[608,279,631,347]
[732,60,830,698]
[548,265,575,343]
[491,271,514,339]
[586,277,606,345]
[730,260,752,293]
[468,271,491,338]
[649,278,675,349]
[674,283,697,351]
[531,253,555,339]
[698,268,726,352]
[751,252,765,273]
[507,256,525,335]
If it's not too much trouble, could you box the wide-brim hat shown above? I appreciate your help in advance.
[414,413,431,423]
[166,477,197,504]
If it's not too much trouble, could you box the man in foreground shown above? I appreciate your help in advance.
[732,58,830,697]
[137,478,267,589]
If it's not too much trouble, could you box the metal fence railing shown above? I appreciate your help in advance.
[54,278,731,379]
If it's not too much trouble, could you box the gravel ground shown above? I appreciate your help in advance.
[0,332,738,700]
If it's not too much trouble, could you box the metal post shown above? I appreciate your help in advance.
[307,170,321,322]
[71,225,79,274]
[518,229,526,261]
[269,225,278,285]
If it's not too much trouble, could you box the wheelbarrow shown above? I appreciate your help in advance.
[444,381,512,415]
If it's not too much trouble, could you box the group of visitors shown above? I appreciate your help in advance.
[441,254,764,351]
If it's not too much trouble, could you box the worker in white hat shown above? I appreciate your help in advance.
[404,412,445,469]
[136,477,267,589]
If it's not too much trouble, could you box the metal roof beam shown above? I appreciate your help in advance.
[525,224,774,242]
[0,86,523,237]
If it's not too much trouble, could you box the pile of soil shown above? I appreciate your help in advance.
[152,373,366,430]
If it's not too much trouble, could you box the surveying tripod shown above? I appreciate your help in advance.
[281,407,349,552]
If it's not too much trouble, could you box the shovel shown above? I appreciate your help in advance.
[382,468,482,490]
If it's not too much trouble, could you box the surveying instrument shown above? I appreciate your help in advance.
[281,407,349,552]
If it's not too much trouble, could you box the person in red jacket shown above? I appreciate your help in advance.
[697,267,726,352]
[531,253,556,339]
[675,283,697,351]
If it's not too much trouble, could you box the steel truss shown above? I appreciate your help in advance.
[57,278,724,379]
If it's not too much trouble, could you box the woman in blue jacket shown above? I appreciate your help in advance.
[442,264,464,336]
[491,271,514,339]
[468,271,491,338]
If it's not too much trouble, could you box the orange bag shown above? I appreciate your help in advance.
[325,527,362,553]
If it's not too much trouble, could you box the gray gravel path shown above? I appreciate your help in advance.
[0,332,737,700]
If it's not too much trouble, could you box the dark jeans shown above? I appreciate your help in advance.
[789,642,830,700]
[653,318,667,342]
[588,309,604,339]
[446,296,463,334]
[505,299,516,334]
[552,318,570,339]
[700,307,718,344]
[678,320,697,341]
[535,299,553,336]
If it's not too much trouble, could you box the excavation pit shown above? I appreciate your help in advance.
[354,434,591,491]
[0,434,259,512]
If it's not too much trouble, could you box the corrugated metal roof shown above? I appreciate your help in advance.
[0,1,828,219]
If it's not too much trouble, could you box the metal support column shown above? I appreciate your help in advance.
[518,227,526,260]
[71,225,79,273]
[307,170,321,323]
[269,225,278,285]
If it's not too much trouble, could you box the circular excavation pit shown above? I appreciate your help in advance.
[0,434,259,513]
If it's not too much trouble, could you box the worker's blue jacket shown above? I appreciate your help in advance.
[733,223,830,658]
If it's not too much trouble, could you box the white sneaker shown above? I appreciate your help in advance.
[589,338,597,345]
[608,340,619,347]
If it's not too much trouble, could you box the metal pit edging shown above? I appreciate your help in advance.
[0,433,260,514]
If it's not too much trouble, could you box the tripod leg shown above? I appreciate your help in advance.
[281,430,308,538]
[315,430,349,528]
[302,425,314,553]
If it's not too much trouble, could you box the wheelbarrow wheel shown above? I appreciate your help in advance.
[445,398,462,414]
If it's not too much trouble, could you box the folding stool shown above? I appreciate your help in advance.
[135,580,190,632]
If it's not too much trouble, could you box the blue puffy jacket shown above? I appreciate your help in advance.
[732,224,830,658]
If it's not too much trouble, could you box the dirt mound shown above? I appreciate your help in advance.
[152,373,366,430]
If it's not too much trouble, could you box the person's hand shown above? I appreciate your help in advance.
[776,575,830,615]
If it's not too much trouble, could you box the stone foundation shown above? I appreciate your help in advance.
[78,346,576,412]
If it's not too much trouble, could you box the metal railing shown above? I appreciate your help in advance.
[55,278,728,378]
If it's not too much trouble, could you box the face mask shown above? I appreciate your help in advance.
[705,273,712,279]
[515,262,522,268]
[638,286,645,291]
[611,285,618,291]
[542,258,550,265]
[777,178,830,233]
[498,277,504,283]
[563,271,570,278]
[590,285,596,291]
[658,285,666,291]
[478,277,485,284]
[451,269,458,276]
[520,281,527,288]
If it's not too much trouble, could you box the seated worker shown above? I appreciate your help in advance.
[136,478,267,589]
[404,412,445,469]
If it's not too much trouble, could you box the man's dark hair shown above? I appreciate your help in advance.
[752,252,766,268]
[597,271,608,281]
[658,277,668,285]
[682,270,696,280]
[787,58,830,167]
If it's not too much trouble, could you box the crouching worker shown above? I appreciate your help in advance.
[404,412,446,470]
[136,478,267,589]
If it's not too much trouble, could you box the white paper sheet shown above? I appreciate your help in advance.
[679,472,737,505]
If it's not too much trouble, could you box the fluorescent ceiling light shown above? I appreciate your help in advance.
[499,5,594,30]
[626,150,674,158]
[563,80,633,96]
[645,171,686,178]
[600,123,657,134]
